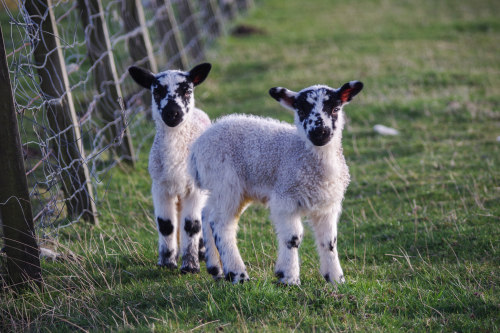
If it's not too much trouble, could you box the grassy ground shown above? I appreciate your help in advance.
[2,0,499,331]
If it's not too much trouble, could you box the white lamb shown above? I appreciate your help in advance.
[189,81,363,284]
[128,63,212,273]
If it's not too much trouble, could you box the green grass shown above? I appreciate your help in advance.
[2,0,500,331]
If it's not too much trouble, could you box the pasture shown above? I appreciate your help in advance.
[1,0,499,331]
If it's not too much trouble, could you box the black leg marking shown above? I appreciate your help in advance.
[207,266,220,277]
[158,249,177,269]
[339,274,344,282]
[160,249,172,259]
[157,217,174,236]
[198,237,205,261]
[275,271,284,279]
[184,219,201,237]
[324,273,330,282]
[286,235,301,249]
[225,271,236,282]
[328,237,337,252]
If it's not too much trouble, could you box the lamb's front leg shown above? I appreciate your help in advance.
[179,191,206,274]
[311,209,345,285]
[152,182,178,268]
[271,208,303,285]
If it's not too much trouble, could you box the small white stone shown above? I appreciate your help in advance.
[40,247,60,261]
[373,124,399,136]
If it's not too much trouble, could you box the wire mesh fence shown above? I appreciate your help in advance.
[0,0,251,287]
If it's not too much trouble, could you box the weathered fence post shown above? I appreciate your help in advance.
[177,0,205,63]
[199,0,225,37]
[121,0,158,109]
[235,0,253,12]
[122,0,158,73]
[155,0,189,69]
[219,0,237,21]
[25,0,98,223]
[0,25,42,289]
[78,0,136,165]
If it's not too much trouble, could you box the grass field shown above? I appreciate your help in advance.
[2,0,499,331]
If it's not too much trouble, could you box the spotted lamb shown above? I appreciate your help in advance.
[129,63,212,273]
[189,81,363,284]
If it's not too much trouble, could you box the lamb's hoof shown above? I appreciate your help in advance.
[225,271,249,284]
[158,261,177,270]
[180,254,200,274]
[207,266,224,280]
[275,271,301,286]
[324,273,346,285]
[180,265,200,274]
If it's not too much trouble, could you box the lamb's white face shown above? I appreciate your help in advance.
[152,71,194,127]
[128,63,212,127]
[293,86,343,146]
[269,81,363,146]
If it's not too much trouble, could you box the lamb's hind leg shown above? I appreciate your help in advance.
[208,196,249,284]
[202,205,223,280]
[152,182,178,268]
[311,209,345,285]
[271,207,303,285]
[179,191,206,274]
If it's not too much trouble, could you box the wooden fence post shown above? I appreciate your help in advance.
[0,25,42,289]
[199,0,225,37]
[235,0,253,13]
[121,0,158,110]
[219,0,237,21]
[78,0,136,165]
[121,0,158,73]
[177,0,204,63]
[155,0,189,69]
[25,0,98,223]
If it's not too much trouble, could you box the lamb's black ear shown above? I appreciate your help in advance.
[188,63,212,86]
[269,87,297,112]
[338,81,363,104]
[128,66,155,89]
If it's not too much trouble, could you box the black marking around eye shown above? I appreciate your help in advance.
[175,81,192,108]
[153,83,168,106]
[321,90,340,130]
[294,91,314,122]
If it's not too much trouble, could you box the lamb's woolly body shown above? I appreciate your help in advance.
[192,114,349,214]
[189,82,362,285]
[129,63,212,274]
[150,108,209,197]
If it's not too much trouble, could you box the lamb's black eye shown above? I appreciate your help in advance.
[333,107,340,113]
[184,90,192,98]
[153,84,167,101]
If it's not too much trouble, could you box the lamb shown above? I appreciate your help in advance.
[188,81,363,284]
[128,63,212,273]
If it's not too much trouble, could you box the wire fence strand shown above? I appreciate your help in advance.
[0,0,250,262]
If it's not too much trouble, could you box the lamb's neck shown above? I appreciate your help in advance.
[314,132,343,162]
[155,118,191,147]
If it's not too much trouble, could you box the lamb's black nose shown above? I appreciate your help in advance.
[308,127,332,146]
[162,101,184,127]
